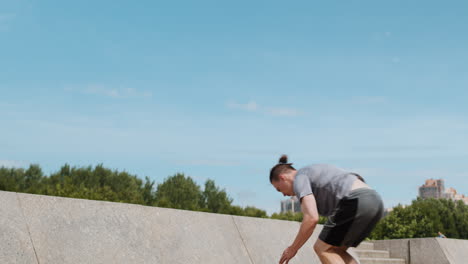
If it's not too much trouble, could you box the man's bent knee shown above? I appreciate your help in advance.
[314,239,334,255]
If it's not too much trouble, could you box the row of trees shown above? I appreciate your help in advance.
[0,164,267,218]
[369,197,468,240]
[271,197,468,240]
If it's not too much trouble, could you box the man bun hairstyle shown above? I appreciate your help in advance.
[279,154,288,164]
[269,154,296,183]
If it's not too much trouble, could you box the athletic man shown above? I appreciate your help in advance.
[270,155,384,264]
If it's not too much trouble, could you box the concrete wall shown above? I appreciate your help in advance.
[1,190,335,264]
[7,190,468,264]
[373,237,468,264]
[437,238,468,264]
[0,191,38,264]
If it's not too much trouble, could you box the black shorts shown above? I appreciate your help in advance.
[319,188,384,247]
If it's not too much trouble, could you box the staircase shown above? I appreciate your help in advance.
[355,242,406,264]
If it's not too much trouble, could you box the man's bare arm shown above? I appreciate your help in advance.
[290,194,320,251]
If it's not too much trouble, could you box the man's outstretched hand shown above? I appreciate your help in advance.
[279,246,297,264]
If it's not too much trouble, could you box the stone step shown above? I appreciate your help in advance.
[354,249,390,258]
[357,241,374,250]
[359,257,406,264]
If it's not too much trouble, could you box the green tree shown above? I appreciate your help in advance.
[370,198,468,240]
[243,206,268,218]
[0,167,25,192]
[45,164,150,205]
[155,173,203,211]
[24,164,45,193]
[228,205,245,216]
[142,176,157,206]
[202,179,233,213]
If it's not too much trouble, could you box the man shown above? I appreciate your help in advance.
[270,155,383,264]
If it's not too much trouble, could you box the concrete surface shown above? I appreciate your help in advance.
[17,191,251,264]
[373,237,468,264]
[1,191,357,264]
[0,191,38,264]
[409,238,450,264]
[373,239,411,263]
[436,237,468,264]
[232,215,323,263]
[2,190,468,264]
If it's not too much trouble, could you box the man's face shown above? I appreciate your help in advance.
[272,176,293,197]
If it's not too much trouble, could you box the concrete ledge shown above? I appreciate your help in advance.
[16,192,252,264]
[2,191,355,264]
[0,191,38,264]
[373,237,468,264]
[9,191,468,264]
[437,237,468,264]
[232,215,322,263]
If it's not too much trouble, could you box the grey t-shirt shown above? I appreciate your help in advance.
[293,164,359,216]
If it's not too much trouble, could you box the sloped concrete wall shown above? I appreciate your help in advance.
[373,237,468,264]
[13,191,252,264]
[232,215,323,263]
[373,238,412,262]
[2,191,340,264]
[437,238,468,264]
[0,191,38,264]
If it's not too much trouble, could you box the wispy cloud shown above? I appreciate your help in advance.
[392,57,401,63]
[0,14,16,20]
[237,190,257,200]
[372,31,393,41]
[227,100,302,117]
[265,107,301,117]
[175,159,240,166]
[0,160,30,168]
[350,96,387,105]
[227,101,258,111]
[353,145,444,153]
[0,13,16,32]
[65,85,152,99]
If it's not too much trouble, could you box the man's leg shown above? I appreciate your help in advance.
[313,239,358,264]
[338,246,358,264]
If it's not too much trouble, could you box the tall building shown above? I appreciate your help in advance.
[418,179,468,205]
[418,179,445,199]
[280,197,301,213]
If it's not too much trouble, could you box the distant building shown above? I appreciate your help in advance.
[418,179,445,199]
[418,179,468,205]
[445,187,468,205]
[280,197,301,213]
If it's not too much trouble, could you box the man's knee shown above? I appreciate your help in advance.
[313,239,333,256]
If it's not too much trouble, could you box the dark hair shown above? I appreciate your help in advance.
[269,154,296,183]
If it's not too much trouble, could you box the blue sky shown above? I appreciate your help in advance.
[2,0,468,214]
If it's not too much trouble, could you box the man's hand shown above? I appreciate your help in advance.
[279,246,297,264]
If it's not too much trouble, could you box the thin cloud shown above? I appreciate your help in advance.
[0,13,16,31]
[65,85,152,99]
[265,107,302,117]
[372,31,393,41]
[353,145,445,153]
[350,96,387,105]
[237,190,257,200]
[0,14,16,20]
[227,101,302,117]
[0,160,30,168]
[227,101,258,111]
[175,159,240,166]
